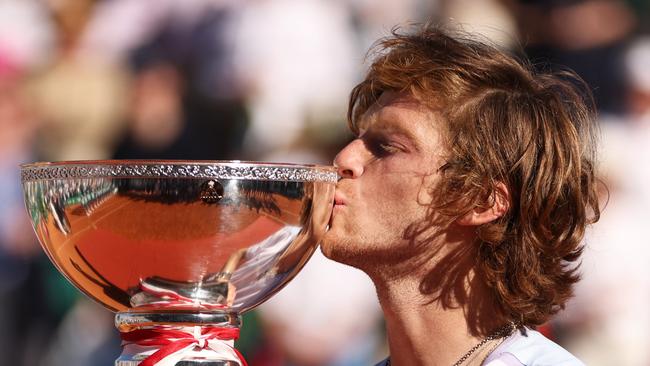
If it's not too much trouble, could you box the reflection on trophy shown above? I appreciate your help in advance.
[21,161,336,366]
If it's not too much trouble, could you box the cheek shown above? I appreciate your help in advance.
[364,174,425,223]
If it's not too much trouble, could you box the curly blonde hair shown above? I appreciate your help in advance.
[348,25,601,328]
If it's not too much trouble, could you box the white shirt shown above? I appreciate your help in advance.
[484,328,585,366]
[376,328,584,366]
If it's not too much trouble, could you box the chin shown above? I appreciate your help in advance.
[320,232,382,271]
[319,231,342,260]
[320,232,355,264]
[322,247,363,269]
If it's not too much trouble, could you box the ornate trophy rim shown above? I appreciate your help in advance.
[20,159,339,183]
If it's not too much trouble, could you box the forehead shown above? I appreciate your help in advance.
[358,91,443,152]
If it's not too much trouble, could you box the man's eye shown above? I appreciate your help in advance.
[379,143,399,153]
[367,140,400,157]
[360,132,403,157]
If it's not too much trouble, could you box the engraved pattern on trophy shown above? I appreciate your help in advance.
[21,161,336,365]
[21,162,339,183]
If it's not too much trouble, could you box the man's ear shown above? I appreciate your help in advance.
[457,183,510,226]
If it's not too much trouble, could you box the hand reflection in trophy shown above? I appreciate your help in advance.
[21,161,336,366]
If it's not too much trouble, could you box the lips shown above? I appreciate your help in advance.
[333,194,346,207]
[329,193,345,224]
[328,194,342,228]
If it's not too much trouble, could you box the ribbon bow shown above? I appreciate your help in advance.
[121,326,248,366]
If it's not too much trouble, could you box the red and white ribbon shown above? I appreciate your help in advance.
[120,326,248,366]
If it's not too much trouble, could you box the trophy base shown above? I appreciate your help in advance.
[115,312,245,366]
[117,361,239,366]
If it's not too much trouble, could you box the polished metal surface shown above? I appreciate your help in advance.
[115,312,241,331]
[21,160,337,315]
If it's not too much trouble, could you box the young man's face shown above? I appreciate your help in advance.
[321,91,447,268]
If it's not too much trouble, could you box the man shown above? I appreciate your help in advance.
[320,25,601,366]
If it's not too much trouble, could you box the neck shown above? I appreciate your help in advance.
[373,275,487,366]
[365,233,505,366]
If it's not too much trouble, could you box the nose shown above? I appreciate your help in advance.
[334,139,366,179]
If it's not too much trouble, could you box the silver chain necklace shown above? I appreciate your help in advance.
[385,323,516,366]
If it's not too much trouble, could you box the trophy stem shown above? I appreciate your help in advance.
[115,312,245,366]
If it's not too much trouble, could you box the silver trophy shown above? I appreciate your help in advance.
[20,160,337,366]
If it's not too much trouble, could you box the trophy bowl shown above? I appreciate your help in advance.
[21,160,337,366]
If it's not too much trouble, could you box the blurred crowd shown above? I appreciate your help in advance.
[0,0,649,365]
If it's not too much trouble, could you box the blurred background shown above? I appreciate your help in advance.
[0,0,648,365]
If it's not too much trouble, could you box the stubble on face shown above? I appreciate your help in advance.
[321,206,414,270]
[320,92,448,276]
